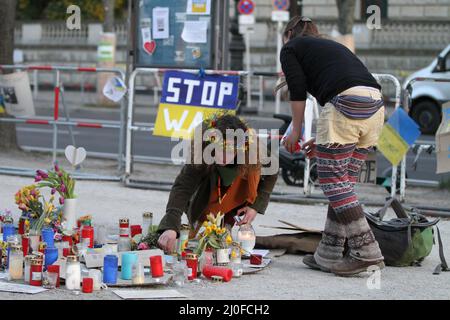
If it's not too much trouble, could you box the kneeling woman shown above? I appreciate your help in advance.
[157,114,278,253]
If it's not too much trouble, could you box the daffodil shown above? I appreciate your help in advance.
[226,235,232,245]
[202,221,208,228]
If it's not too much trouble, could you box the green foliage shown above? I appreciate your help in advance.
[17,0,127,21]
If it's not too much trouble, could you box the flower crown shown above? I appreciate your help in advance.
[203,113,255,151]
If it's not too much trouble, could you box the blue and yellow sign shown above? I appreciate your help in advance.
[153,71,240,139]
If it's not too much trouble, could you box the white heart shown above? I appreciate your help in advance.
[65,145,87,166]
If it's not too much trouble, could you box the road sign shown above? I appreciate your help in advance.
[239,14,255,25]
[238,0,255,15]
[273,0,290,11]
[271,10,290,22]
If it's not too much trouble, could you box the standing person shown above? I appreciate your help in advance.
[278,16,385,276]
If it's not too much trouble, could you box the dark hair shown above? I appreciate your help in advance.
[283,16,321,41]
[190,114,261,175]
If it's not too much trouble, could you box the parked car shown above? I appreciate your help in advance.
[403,44,450,134]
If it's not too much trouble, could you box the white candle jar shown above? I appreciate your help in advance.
[65,255,81,290]
[237,224,256,257]
[8,245,24,280]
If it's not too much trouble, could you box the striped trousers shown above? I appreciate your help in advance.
[316,144,369,214]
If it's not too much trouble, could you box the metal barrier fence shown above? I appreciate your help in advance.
[124,68,409,201]
[0,64,127,178]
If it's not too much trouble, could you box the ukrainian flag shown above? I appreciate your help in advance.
[0,94,5,114]
[377,108,421,166]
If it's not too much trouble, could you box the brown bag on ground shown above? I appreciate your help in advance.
[255,221,322,254]
[255,232,322,254]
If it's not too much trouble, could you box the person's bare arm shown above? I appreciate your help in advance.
[284,100,306,153]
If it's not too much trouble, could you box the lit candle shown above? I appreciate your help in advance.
[237,224,256,256]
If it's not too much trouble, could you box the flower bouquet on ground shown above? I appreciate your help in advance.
[135,225,160,251]
[194,212,233,256]
[15,184,62,236]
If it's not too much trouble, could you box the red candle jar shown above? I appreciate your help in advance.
[202,265,233,282]
[22,234,30,257]
[62,235,73,247]
[82,278,94,293]
[81,226,94,248]
[47,265,60,288]
[150,255,164,278]
[250,254,263,265]
[63,248,71,257]
[30,258,43,286]
[130,225,142,238]
[185,253,198,280]
[18,217,27,235]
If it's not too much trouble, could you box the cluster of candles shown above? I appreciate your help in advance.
[0,213,155,292]
[0,213,260,290]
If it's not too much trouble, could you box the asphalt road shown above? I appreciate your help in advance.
[14,99,441,182]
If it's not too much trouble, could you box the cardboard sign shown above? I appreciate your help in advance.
[153,71,239,139]
[0,71,35,117]
[0,282,48,295]
[436,101,450,174]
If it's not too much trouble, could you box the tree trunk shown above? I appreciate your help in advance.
[103,0,115,33]
[336,0,356,35]
[0,0,19,151]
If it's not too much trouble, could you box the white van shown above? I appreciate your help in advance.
[403,44,450,134]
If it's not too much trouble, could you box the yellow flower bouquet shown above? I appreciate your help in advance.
[194,212,233,255]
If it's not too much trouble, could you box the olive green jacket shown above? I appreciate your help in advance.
[158,164,278,234]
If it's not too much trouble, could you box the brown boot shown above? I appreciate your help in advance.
[331,255,385,276]
[310,205,346,272]
[332,205,384,276]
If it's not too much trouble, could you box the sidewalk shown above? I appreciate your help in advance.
[1,169,450,300]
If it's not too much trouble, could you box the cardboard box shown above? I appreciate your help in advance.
[436,101,450,174]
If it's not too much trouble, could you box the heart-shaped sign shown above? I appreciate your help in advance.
[144,41,156,55]
[65,145,87,167]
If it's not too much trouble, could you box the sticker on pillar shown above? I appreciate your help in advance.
[153,71,240,139]
[142,26,156,55]
[187,0,211,15]
[191,47,202,60]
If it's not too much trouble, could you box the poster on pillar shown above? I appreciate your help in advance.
[153,71,240,139]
